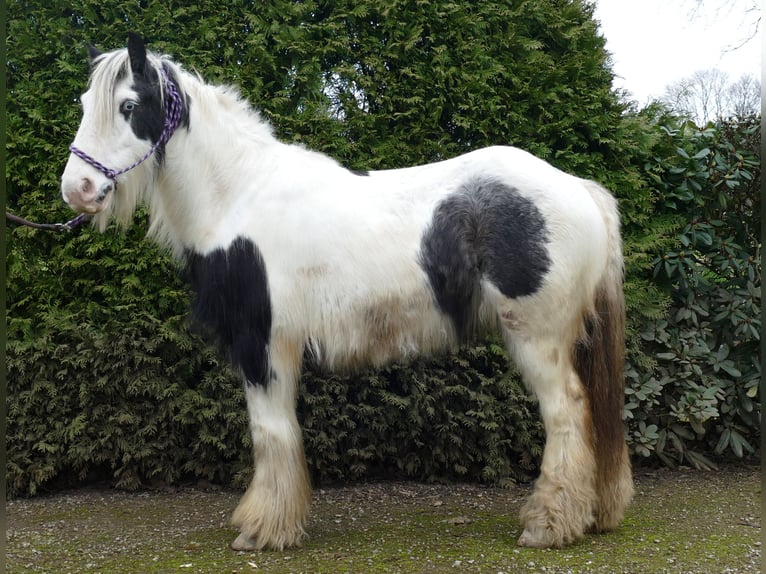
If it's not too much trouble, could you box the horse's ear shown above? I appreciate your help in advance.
[127,32,147,75]
[87,44,103,62]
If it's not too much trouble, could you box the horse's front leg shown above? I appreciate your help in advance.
[231,339,311,551]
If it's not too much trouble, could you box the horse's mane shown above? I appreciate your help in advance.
[86,47,276,237]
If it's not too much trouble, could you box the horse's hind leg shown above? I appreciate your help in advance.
[230,339,311,551]
[506,328,597,548]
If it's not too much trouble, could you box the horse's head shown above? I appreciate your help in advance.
[61,33,185,228]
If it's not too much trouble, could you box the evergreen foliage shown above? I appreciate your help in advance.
[6,0,759,496]
[300,344,544,486]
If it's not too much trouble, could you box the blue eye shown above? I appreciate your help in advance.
[120,100,138,115]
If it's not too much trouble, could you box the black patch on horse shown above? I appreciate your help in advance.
[127,68,165,143]
[125,34,190,158]
[419,180,551,339]
[349,168,370,177]
[182,237,272,388]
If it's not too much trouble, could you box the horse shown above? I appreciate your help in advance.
[60,33,633,551]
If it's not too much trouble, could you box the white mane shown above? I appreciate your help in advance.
[144,64,309,257]
[88,49,280,245]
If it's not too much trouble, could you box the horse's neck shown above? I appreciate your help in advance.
[152,81,280,255]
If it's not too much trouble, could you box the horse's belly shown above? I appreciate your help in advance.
[306,287,456,371]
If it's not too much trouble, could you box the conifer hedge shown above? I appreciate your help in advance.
[6,0,759,496]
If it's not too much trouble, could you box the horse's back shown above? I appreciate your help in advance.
[366,145,611,300]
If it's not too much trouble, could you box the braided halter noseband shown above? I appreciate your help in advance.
[68,66,184,191]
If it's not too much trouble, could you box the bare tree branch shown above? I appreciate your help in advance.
[727,74,762,117]
[662,69,760,124]
[684,0,761,52]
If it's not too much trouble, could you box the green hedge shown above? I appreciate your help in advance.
[6,0,759,497]
[300,344,544,487]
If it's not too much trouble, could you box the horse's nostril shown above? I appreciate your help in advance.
[80,177,94,195]
[96,181,115,203]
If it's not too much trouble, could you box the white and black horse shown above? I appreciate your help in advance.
[61,34,633,550]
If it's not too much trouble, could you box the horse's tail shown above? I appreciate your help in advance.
[576,180,633,531]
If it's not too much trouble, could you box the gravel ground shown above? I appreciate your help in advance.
[6,464,761,573]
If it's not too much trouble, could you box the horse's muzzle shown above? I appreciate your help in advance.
[62,176,114,214]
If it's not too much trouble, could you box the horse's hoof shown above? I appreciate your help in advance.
[231,532,260,551]
[517,528,555,548]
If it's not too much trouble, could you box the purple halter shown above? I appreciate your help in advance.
[69,67,184,189]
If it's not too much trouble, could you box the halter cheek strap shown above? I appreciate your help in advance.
[69,67,184,191]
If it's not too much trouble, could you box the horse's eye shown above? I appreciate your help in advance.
[120,100,138,115]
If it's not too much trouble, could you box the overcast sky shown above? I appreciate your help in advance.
[593,0,761,106]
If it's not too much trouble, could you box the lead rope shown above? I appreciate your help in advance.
[5,211,90,232]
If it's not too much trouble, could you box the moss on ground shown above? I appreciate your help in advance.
[6,465,760,573]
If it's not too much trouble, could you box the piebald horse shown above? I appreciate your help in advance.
[61,34,633,551]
